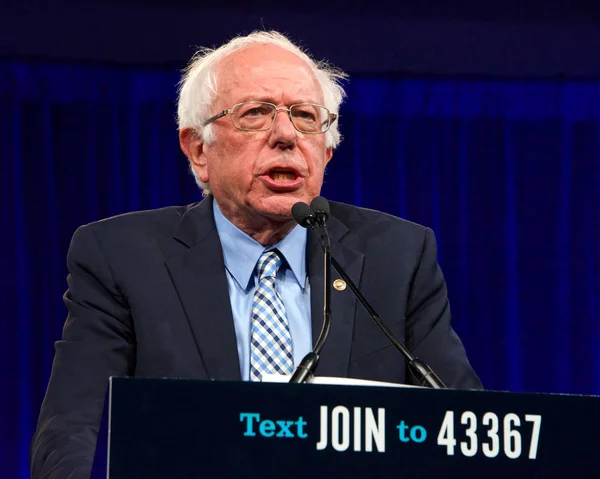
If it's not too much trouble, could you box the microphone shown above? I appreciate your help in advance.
[289,200,332,383]
[306,197,446,389]
[310,196,330,227]
[291,201,316,228]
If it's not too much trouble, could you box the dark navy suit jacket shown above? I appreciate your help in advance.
[31,197,482,478]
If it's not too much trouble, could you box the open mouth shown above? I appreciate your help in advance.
[268,169,298,182]
[261,168,303,191]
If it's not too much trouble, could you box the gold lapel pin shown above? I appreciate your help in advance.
[333,279,347,291]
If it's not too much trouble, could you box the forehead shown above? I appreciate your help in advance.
[215,44,324,105]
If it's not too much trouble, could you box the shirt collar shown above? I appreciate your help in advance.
[213,200,307,291]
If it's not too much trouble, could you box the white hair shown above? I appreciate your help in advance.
[177,30,348,195]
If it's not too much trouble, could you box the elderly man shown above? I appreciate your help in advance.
[31,31,482,478]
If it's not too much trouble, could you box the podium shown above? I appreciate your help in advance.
[105,377,600,478]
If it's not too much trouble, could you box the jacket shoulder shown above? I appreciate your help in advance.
[76,204,199,238]
[330,201,430,235]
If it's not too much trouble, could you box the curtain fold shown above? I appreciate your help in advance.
[1,60,599,478]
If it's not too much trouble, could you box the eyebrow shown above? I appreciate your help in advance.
[237,96,320,105]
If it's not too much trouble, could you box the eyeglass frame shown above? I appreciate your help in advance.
[201,101,338,134]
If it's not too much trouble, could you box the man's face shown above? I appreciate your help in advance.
[193,44,333,226]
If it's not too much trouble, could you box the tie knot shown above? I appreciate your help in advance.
[256,250,282,280]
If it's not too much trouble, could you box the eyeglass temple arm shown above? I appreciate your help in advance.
[321,113,338,128]
[202,109,230,127]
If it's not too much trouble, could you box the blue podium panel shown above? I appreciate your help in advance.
[107,378,599,478]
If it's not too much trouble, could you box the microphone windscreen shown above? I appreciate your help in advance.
[310,196,330,218]
[291,201,314,227]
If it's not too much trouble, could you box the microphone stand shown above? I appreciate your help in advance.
[289,199,444,389]
[307,197,446,389]
[289,212,332,383]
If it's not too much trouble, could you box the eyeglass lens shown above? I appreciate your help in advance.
[232,102,330,132]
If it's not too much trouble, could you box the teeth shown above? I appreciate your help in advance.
[270,171,296,181]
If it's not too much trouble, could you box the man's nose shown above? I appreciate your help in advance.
[269,108,297,148]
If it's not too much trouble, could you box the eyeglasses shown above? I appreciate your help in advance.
[202,101,338,134]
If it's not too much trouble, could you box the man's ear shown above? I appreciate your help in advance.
[179,128,208,182]
[325,146,333,165]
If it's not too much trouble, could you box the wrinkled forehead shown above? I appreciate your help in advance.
[213,44,324,105]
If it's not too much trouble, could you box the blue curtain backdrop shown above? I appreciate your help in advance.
[1,60,599,477]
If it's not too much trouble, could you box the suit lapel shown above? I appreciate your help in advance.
[308,215,364,377]
[165,197,241,380]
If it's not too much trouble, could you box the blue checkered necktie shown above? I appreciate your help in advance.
[249,249,294,382]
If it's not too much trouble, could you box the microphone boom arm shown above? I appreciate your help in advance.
[330,256,446,389]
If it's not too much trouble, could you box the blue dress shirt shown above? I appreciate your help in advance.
[213,201,312,380]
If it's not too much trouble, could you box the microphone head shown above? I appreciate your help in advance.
[310,196,330,221]
[291,202,315,228]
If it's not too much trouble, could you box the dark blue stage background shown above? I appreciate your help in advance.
[2,4,600,476]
